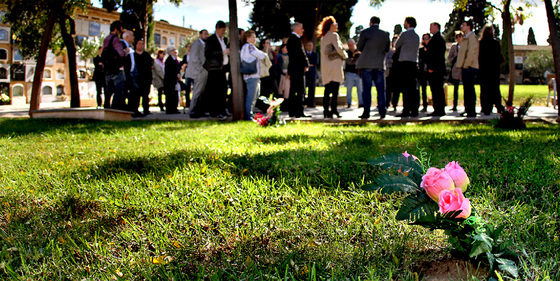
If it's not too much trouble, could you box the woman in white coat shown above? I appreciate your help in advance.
[241,30,267,120]
[318,16,348,118]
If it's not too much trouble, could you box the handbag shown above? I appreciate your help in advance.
[240,59,258,74]
[326,43,342,61]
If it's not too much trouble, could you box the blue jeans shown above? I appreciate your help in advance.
[360,69,386,117]
[105,71,126,110]
[245,77,260,119]
[462,67,478,115]
[345,72,363,106]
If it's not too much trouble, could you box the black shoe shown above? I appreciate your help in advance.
[459,112,467,117]
[410,112,418,117]
[466,114,477,118]
[323,110,331,118]
[420,107,427,113]
[379,115,386,119]
[396,113,409,118]
[451,107,458,112]
[144,111,152,115]
[358,104,364,108]
[298,114,312,118]
[331,111,341,118]
[428,112,446,117]
[347,104,351,108]
[359,114,369,119]
[131,112,144,118]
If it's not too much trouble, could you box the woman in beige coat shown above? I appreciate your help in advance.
[318,16,348,118]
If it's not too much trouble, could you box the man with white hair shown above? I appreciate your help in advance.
[187,29,210,118]
[287,22,310,118]
[345,39,362,108]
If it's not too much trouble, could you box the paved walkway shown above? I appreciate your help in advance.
[0,101,558,123]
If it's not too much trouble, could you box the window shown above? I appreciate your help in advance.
[162,36,167,45]
[56,69,65,79]
[75,35,87,47]
[169,38,175,46]
[43,69,52,79]
[154,33,161,46]
[0,29,8,42]
[12,84,23,97]
[56,85,65,96]
[0,68,7,79]
[13,49,22,61]
[42,86,52,96]
[0,49,7,60]
[89,21,101,36]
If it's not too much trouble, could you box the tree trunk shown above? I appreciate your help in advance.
[229,0,244,121]
[544,0,560,117]
[29,11,57,113]
[502,0,515,106]
[311,0,320,48]
[60,15,81,108]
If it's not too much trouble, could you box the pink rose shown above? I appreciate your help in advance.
[438,189,471,219]
[420,167,455,202]
[444,161,470,192]
[402,150,418,160]
[267,107,274,116]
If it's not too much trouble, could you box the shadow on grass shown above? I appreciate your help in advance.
[0,118,217,137]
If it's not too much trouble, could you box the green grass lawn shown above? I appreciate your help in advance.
[317,84,551,107]
[0,119,559,279]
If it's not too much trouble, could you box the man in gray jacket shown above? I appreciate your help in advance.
[356,16,390,119]
[186,29,210,118]
[395,17,420,117]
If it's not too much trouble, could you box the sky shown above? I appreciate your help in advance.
[96,0,550,45]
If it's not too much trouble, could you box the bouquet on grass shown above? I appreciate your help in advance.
[361,151,518,278]
[254,96,285,127]
[493,97,532,129]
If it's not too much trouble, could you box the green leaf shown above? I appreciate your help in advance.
[496,258,519,277]
[367,152,424,182]
[469,233,494,258]
[361,174,421,194]
[395,193,439,222]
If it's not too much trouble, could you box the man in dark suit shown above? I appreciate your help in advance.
[93,47,105,108]
[304,41,318,108]
[287,22,310,118]
[395,17,420,117]
[356,16,390,119]
[134,38,154,116]
[204,20,230,119]
[164,46,181,114]
[426,22,447,116]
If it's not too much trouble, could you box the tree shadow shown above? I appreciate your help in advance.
[0,118,217,137]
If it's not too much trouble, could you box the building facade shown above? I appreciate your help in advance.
[1,6,197,106]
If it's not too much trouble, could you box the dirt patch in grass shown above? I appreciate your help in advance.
[415,256,489,280]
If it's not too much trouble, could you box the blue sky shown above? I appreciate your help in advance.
[95,0,550,45]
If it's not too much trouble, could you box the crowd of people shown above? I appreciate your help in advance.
[95,16,506,120]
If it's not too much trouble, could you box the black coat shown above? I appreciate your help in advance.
[205,34,228,71]
[287,33,309,76]
[164,56,180,91]
[426,31,446,73]
[479,38,504,76]
[134,51,154,85]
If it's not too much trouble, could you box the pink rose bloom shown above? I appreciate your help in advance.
[438,189,472,219]
[445,161,470,192]
[402,151,418,160]
[420,167,455,202]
